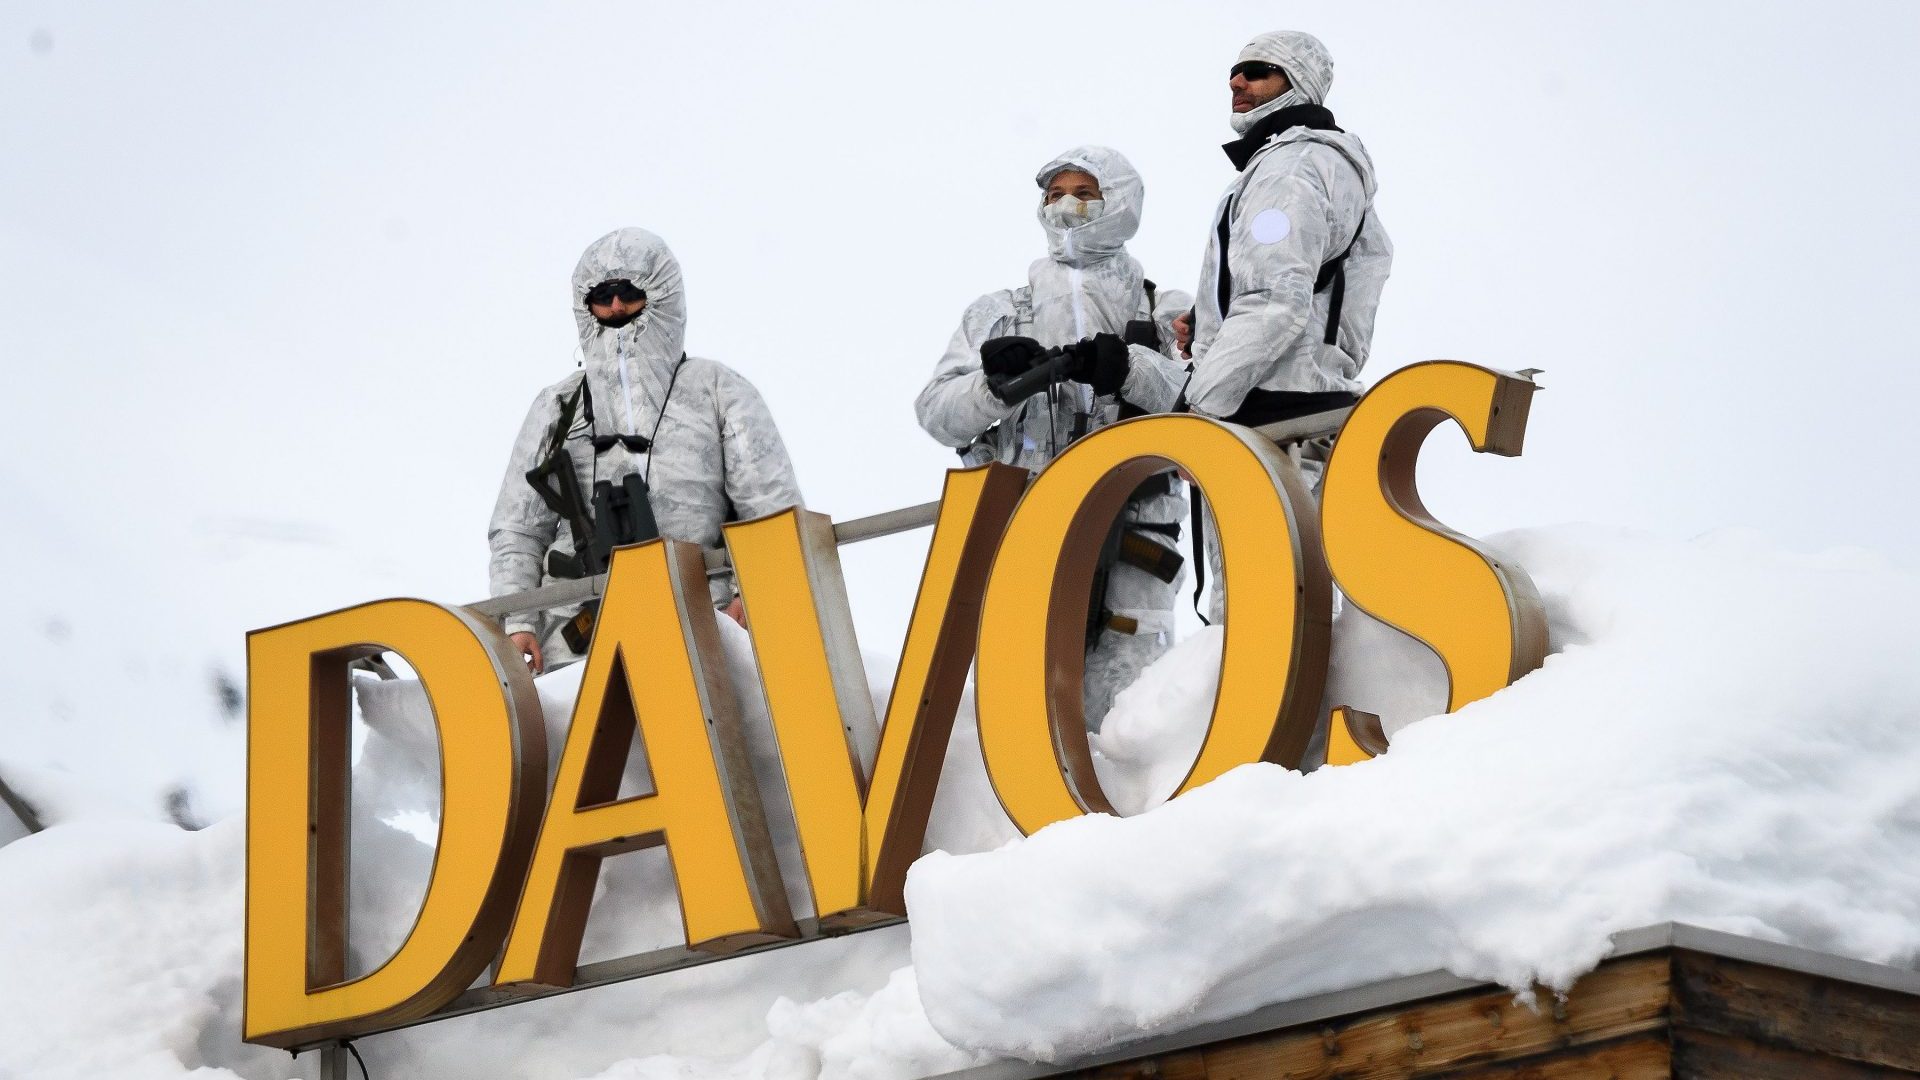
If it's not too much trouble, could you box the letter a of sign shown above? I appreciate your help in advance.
[976,416,1331,834]
[244,599,547,1047]
[496,540,797,989]
[724,464,1027,920]
[1320,360,1548,761]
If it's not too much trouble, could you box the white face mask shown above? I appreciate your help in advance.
[1042,195,1105,229]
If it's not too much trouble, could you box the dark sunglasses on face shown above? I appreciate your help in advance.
[1230,61,1287,82]
[585,279,646,308]
[591,432,652,454]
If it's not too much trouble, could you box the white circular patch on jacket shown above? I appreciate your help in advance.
[1249,208,1292,244]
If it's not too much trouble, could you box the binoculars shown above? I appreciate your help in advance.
[540,472,660,582]
[985,319,1162,403]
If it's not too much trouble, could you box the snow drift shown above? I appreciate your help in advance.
[909,525,1920,1059]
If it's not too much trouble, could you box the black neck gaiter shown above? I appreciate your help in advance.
[1222,103,1342,171]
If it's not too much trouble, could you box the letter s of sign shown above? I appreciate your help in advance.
[244,600,546,1048]
[1320,361,1548,765]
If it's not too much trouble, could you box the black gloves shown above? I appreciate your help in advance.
[981,336,1048,379]
[1071,332,1132,397]
[981,336,1054,404]
[980,333,1130,405]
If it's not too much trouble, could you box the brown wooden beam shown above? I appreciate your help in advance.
[1433,1034,1670,1079]
[1067,957,1670,1079]
[1048,946,1920,1080]
[1672,1028,1912,1079]
[1670,950,1920,1073]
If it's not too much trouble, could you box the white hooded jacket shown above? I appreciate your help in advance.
[488,228,803,638]
[915,146,1193,526]
[1187,31,1394,418]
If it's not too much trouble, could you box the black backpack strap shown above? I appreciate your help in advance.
[1189,482,1210,626]
[1213,198,1235,320]
[1314,210,1366,347]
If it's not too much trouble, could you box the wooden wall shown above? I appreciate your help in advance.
[1061,948,1920,1078]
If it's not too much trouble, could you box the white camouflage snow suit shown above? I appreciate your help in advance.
[1187,30,1393,448]
[489,228,804,664]
[915,146,1193,729]
[1188,31,1395,624]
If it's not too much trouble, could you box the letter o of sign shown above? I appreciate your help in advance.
[974,415,1332,835]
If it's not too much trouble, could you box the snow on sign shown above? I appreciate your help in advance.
[241,360,1545,1049]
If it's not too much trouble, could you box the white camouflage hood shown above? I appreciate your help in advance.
[1033,145,1144,268]
[570,228,688,435]
[1028,145,1148,343]
[1229,30,1335,135]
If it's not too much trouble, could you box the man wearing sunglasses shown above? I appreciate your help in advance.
[916,146,1193,730]
[487,227,804,674]
[1171,30,1393,489]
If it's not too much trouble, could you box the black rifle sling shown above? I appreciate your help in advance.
[544,378,588,460]
[526,380,590,527]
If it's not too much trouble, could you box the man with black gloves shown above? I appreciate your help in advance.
[916,146,1192,730]
[1172,29,1393,492]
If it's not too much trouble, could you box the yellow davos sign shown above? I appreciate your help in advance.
[243,361,1545,1048]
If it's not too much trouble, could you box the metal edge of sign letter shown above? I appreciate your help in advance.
[668,540,803,951]
[865,464,1028,914]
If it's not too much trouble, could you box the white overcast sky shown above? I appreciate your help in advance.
[4,1,1918,669]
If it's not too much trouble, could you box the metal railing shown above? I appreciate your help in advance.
[467,407,1352,620]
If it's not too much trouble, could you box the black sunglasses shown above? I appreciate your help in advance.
[1230,61,1287,82]
[584,279,646,308]
[591,432,652,455]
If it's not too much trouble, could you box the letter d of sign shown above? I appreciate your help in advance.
[976,415,1331,834]
[1320,361,1549,763]
[244,600,546,1048]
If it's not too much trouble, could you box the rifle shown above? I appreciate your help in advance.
[525,449,602,578]
[1084,480,1187,648]
[522,386,662,652]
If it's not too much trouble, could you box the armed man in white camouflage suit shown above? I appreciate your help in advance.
[489,227,803,673]
[917,146,1193,730]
